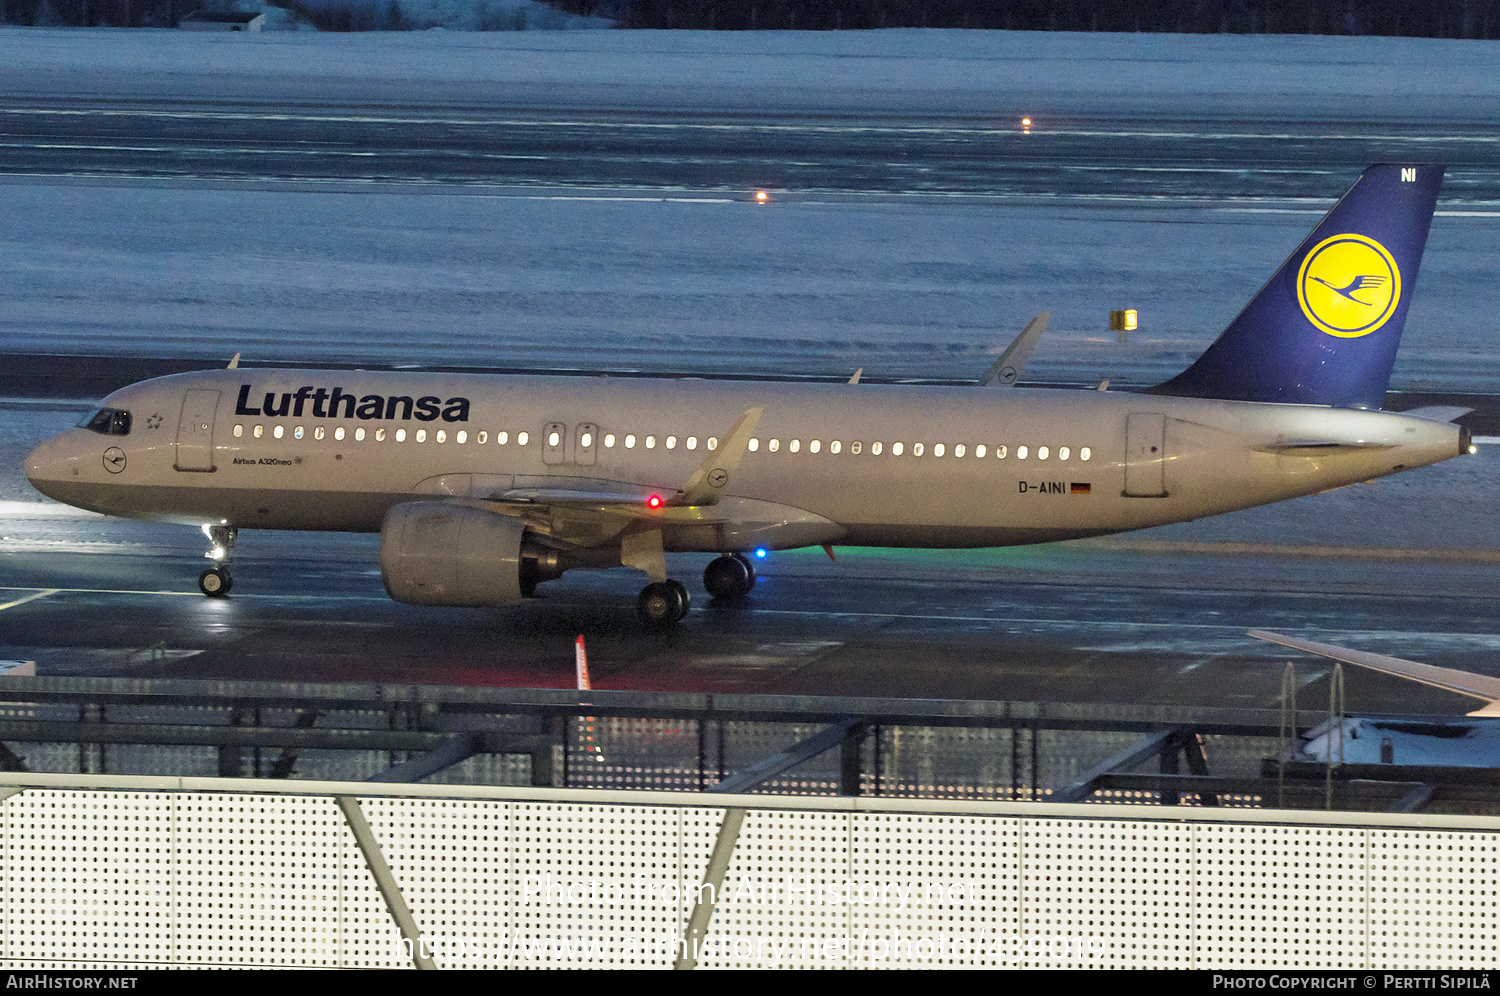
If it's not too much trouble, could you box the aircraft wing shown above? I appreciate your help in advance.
[473,407,766,547]
[1249,629,1500,717]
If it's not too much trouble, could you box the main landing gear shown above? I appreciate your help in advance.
[703,552,756,601]
[197,524,237,598]
[637,579,691,628]
[635,553,757,628]
[635,554,756,627]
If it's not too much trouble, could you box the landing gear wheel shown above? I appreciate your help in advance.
[198,566,232,598]
[665,579,691,620]
[638,580,689,628]
[703,554,756,600]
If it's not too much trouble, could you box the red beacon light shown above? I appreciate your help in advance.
[646,495,664,509]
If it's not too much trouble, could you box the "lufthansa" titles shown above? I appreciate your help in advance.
[235,385,470,423]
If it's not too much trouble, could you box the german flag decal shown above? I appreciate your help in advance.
[1071,482,1092,495]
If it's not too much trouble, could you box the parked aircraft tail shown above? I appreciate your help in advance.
[1148,164,1443,409]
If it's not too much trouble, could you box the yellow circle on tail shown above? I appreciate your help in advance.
[1296,233,1401,338]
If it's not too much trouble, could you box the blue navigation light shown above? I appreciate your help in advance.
[754,548,767,558]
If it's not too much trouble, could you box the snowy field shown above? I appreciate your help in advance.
[2,180,1498,389]
[1,28,1497,385]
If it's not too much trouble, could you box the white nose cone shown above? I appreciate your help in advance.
[24,434,77,502]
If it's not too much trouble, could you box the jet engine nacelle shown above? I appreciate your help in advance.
[380,501,527,607]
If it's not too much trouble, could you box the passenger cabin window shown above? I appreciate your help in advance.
[78,409,132,436]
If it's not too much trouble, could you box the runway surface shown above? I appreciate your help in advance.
[8,98,1500,201]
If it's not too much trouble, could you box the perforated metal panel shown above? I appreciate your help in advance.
[1194,823,1366,968]
[355,797,509,968]
[1367,829,1500,969]
[173,793,347,967]
[5,782,1500,969]
[851,813,1018,967]
[4,790,174,966]
[1024,818,1193,968]
[569,717,706,792]
[702,809,852,968]
[509,802,712,967]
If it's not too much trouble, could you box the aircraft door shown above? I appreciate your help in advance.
[575,423,598,466]
[542,422,567,465]
[175,389,220,472]
[1123,412,1167,497]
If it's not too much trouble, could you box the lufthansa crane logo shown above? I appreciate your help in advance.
[1296,233,1401,338]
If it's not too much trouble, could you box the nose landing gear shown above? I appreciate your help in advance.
[198,524,237,598]
[198,566,232,597]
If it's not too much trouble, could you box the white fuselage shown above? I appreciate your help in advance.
[24,369,1467,553]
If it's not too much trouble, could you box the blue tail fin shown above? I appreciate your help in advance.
[1147,164,1443,409]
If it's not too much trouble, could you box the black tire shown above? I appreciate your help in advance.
[637,581,686,628]
[703,554,754,600]
[198,567,232,598]
[665,579,691,620]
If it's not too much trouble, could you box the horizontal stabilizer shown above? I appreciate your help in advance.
[1399,406,1474,424]
[1250,629,1500,716]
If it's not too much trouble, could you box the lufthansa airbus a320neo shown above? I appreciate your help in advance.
[25,165,1471,626]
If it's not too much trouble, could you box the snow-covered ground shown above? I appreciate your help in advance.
[2,181,1497,389]
[1,28,1495,384]
[2,27,1499,119]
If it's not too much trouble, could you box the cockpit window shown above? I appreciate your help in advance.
[78,408,132,436]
